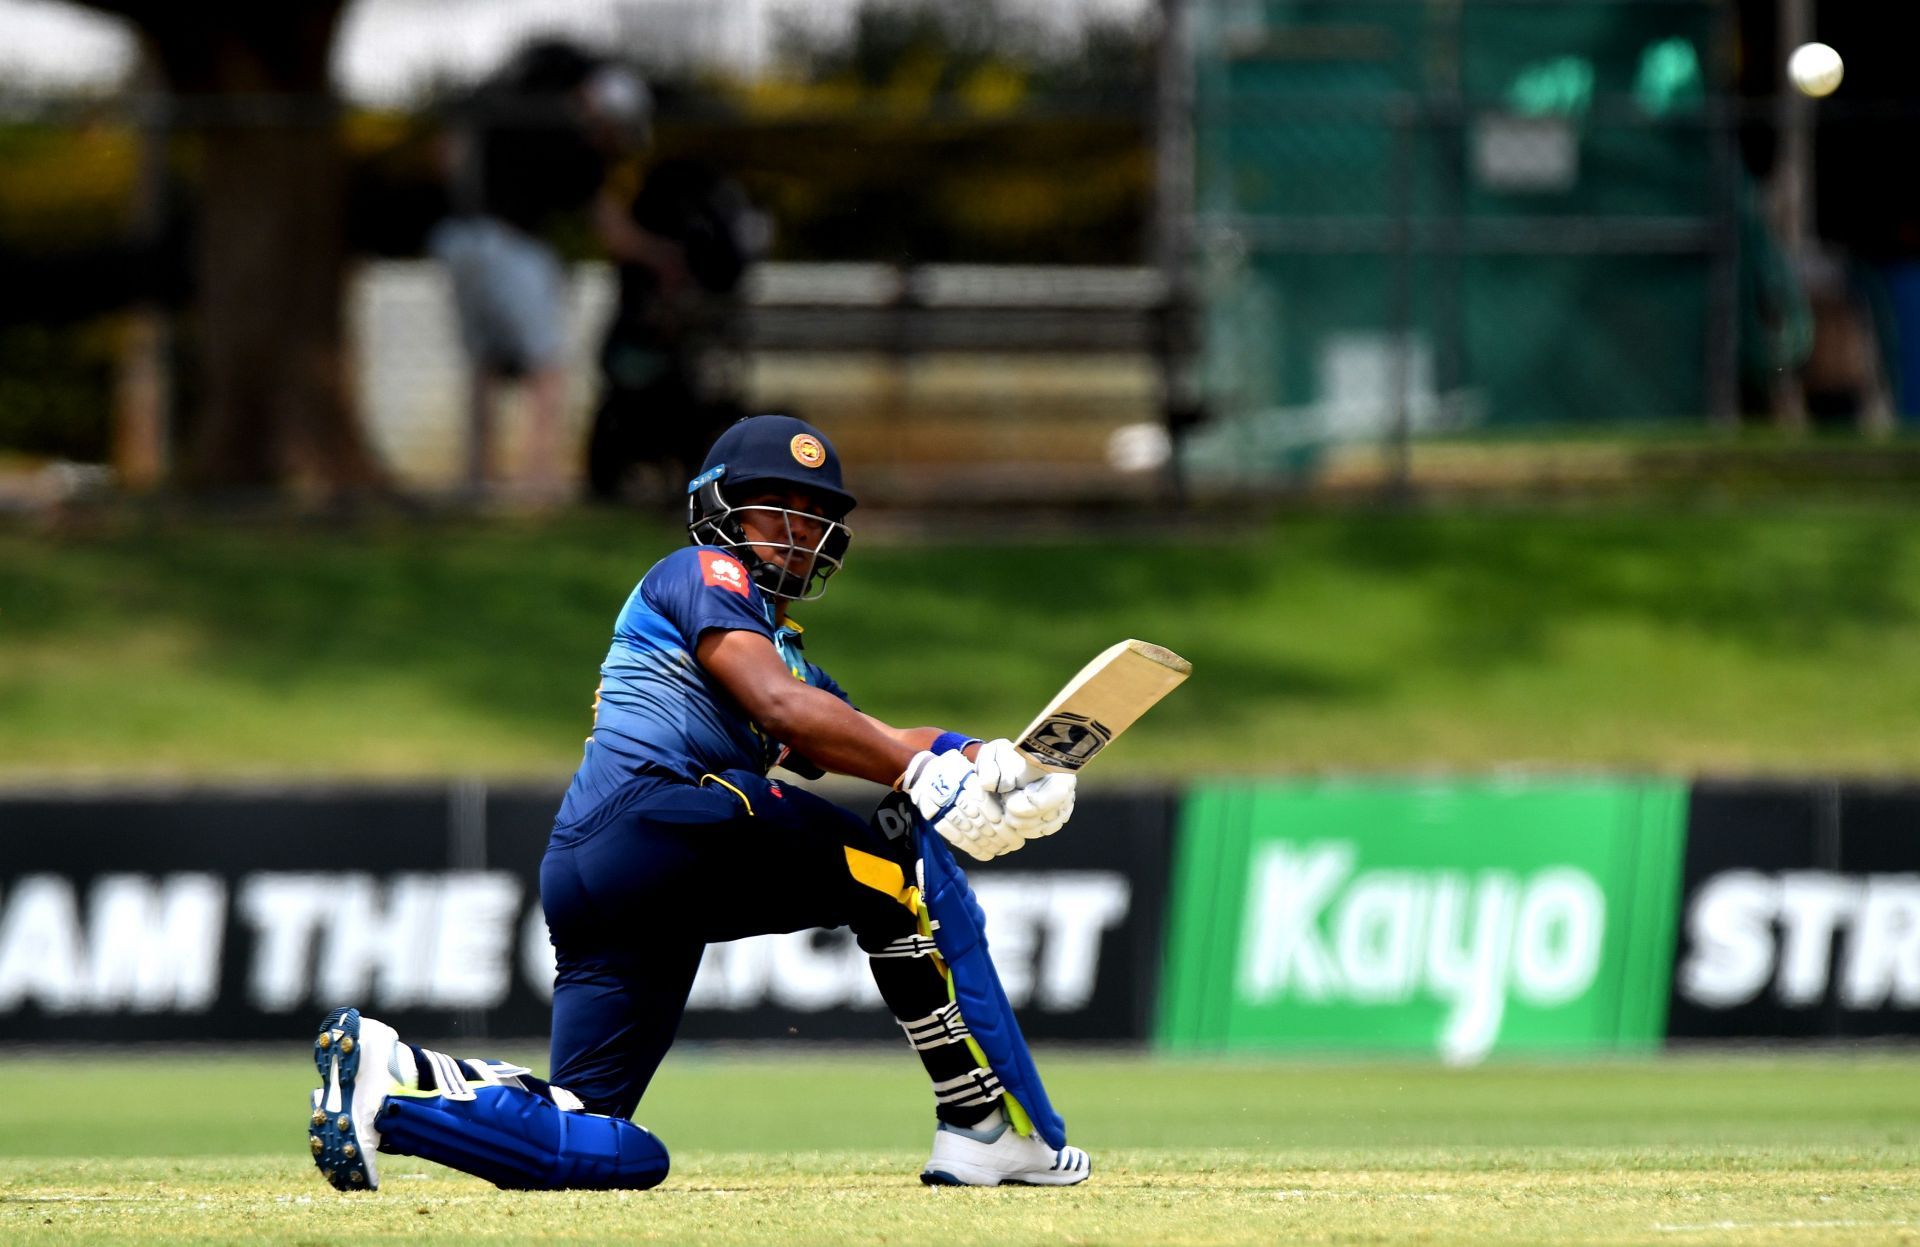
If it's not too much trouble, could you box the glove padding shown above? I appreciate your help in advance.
[972,737,1041,796]
[900,750,1023,861]
[999,773,1076,842]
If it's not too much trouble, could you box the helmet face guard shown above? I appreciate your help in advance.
[687,475,853,602]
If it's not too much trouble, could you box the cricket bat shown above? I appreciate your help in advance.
[1013,639,1192,773]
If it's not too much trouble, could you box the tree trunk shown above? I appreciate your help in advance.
[191,96,381,493]
[123,6,383,496]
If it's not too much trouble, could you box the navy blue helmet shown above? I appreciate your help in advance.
[686,415,855,601]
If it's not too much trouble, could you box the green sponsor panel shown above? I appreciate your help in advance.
[1160,779,1686,1060]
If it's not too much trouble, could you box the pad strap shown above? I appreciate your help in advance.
[418,1047,476,1102]
[871,934,940,960]
[930,1066,1004,1110]
[900,1001,972,1051]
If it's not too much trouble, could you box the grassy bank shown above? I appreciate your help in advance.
[5,500,1920,780]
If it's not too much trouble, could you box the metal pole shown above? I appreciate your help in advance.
[1705,0,1740,428]
[1154,0,1198,503]
[448,777,489,1040]
[1771,0,1812,430]
[1436,0,1465,412]
[1386,101,1416,498]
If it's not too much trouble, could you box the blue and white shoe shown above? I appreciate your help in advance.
[308,1006,401,1191]
[920,1111,1091,1187]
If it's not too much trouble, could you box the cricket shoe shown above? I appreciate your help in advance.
[920,1112,1091,1187]
[308,1006,401,1191]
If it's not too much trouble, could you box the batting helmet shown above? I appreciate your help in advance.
[686,415,855,601]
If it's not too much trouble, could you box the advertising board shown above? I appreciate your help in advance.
[0,783,1173,1044]
[1669,782,1920,1039]
[1160,779,1689,1061]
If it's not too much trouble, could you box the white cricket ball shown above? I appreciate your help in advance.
[1788,42,1844,98]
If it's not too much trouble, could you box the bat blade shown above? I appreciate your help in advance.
[1014,639,1192,773]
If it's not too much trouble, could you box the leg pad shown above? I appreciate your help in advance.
[377,1084,669,1191]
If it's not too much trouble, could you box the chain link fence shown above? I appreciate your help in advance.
[1168,0,1914,493]
[1173,0,1731,487]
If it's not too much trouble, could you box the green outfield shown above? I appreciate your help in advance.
[9,499,1920,779]
[3,1049,1917,1245]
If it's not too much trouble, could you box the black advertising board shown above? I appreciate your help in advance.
[0,782,1173,1046]
[659,784,1172,1045]
[482,781,1174,1043]
[0,787,456,1042]
[1831,786,1920,1038]
[1669,781,1920,1040]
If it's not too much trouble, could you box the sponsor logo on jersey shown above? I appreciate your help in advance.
[700,550,750,596]
[790,434,826,468]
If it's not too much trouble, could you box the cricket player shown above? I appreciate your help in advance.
[308,414,1088,1191]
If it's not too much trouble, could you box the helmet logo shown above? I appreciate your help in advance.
[790,434,826,469]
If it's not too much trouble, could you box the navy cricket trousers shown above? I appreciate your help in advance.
[538,770,918,1118]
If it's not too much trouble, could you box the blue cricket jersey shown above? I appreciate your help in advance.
[553,545,849,830]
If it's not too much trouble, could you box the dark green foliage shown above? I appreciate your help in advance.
[0,322,114,460]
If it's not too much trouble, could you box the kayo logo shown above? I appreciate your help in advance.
[1679,870,1920,1011]
[1236,842,1607,1063]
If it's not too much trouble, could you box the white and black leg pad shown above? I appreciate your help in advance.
[376,1084,669,1190]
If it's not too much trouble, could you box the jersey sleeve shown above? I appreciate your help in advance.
[641,546,775,647]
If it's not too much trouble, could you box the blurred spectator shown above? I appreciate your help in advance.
[586,149,764,504]
[1799,250,1896,433]
[430,40,649,505]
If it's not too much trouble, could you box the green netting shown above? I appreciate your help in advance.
[1189,0,1725,464]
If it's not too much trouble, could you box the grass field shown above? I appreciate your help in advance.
[3,1048,1917,1245]
[9,499,1920,779]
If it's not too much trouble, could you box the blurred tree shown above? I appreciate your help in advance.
[743,0,1154,263]
[73,4,382,496]
[772,0,1152,108]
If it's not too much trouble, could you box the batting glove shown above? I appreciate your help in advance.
[1000,773,1077,841]
[973,737,1041,796]
[901,750,1023,861]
